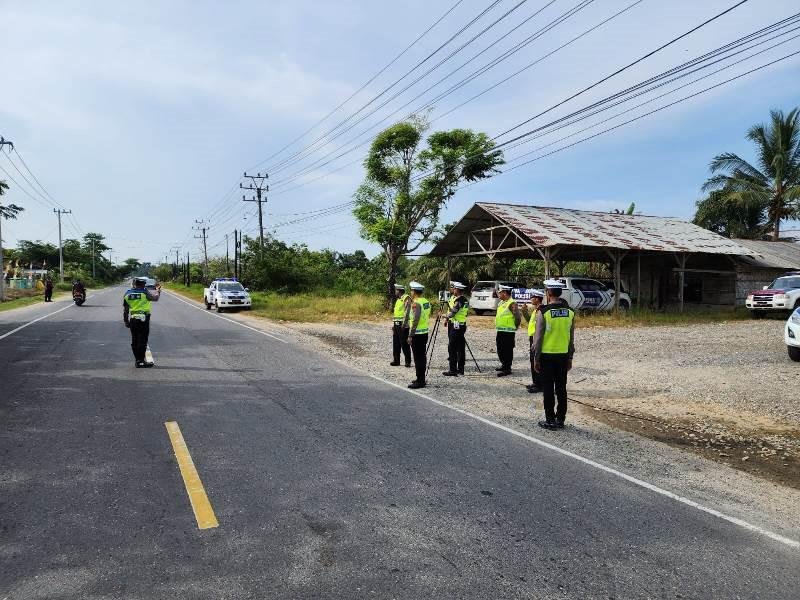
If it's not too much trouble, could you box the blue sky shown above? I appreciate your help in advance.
[1,0,799,263]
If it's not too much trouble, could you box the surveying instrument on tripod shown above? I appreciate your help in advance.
[425,281,481,379]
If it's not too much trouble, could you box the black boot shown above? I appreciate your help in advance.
[442,370,458,376]
[408,380,426,389]
[538,419,557,430]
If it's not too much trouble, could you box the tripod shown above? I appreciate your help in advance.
[425,303,481,378]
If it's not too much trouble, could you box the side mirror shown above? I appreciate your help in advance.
[763,286,769,290]
[244,288,250,292]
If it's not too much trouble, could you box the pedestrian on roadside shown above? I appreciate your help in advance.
[407,281,431,389]
[123,277,161,368]
[442,281,469,377]
[521,288,545,393]
[390,283,411,368]
[44,276,54,302]
[495,284,520,377]
[532,279,576,430]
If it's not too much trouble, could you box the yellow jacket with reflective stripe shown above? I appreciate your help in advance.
[393,294,410,320]
[495,298,518,332]
[542,306,575,354]
[124,289,151,314]
[413,297,431,335]
[448,295,468,324]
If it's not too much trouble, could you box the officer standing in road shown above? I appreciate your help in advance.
[123,277,161,368]
[407,281,431,389]
[390,283,411,368]
[442,281,468,377]
[521,289,545,393]
[495,284,521,377]
[532,279,576,429]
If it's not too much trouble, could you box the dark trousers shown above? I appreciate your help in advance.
[528,336,542,387]
[129,317,151,362]
[496,331,515,371]
[411,333,428,383]
[392,323,411,365]
[44,288,53,302]
[447,323,466,373]
[540,353,569,421]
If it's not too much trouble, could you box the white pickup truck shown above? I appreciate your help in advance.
[513,277,632,311]
[203,278,252,312]
[746,272,800,318]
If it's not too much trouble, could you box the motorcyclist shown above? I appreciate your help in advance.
[72,279,86,300]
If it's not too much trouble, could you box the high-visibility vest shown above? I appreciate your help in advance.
[393,294,409,320]
[124,289,151,314]
[448,295,468,324]
[413,297,431,335]
[495,298,518,332]
[541,305,575,354]
[527,308,537,337]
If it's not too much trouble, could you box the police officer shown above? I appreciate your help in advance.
[123,277,161,368]
[442,281,468,376]
[532,279,576,429]
[495,284,521,377]
[407,281,431,389]
[390,283,412,367]
[521,288,545,393]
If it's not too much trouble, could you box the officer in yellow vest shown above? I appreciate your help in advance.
[495,284,521,377]
[442,281,469,376]
[123,277,161,368]
[532,279,575,429]
[521,288,545,393]
[407,281,431,389]
[390,283,412,367]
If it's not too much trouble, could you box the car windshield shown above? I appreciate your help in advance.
[218,282,245,292]
[501,281,524,289]
[770,276,800,290]
[472,281,495,292]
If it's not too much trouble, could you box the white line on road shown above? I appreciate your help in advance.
[164,290,288,343]
[366,373,800,550]
[0,289,111,342]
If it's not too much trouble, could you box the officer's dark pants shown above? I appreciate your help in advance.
[392,323,411,365]
[411,333,428,383]
[540,353,569,422]
[129,316,151,362]
[528,336,542,388]
[447,323,466,373]
[496,331,515,371]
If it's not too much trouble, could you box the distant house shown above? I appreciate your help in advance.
[428,203,800,309]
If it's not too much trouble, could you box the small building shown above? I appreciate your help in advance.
[429,203,800,310]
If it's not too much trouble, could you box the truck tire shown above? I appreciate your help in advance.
[215,302,223,313]
[789,346,800,362]
[619,300,630,311]
[205,298,211,310]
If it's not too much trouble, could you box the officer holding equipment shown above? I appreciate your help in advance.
[521,288,545,393]
[390,283,411,367]
[532,279,576,429]
[407,281,431,389]
[495,284,521,377]
[442,281,468,377]
[123,277,161,368]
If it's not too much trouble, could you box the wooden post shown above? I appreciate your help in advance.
[447,256,452,287]
[543,247,551,280]
[677,253,688,312]
[637,251,641,307]
[614,250,621,311]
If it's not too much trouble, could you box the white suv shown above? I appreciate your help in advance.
[203,278,252,312]
[470,280,525,315]
[786,307,800,362]
[746,272,800,318]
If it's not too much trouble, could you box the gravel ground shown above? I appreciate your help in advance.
[181,299,800,541]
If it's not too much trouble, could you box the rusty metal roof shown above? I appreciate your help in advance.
[731,239,800,270]
[431,203,757,256]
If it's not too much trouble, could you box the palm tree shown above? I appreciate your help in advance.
[702,108,800,241]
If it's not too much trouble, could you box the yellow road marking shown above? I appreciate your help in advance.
[164,421,219,529]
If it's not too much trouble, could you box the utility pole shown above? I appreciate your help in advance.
[240,172,268,255]
[53,208,72,282]
[92,238,96,279]
[186,251,190,286]
[0,139,12,300]
[193,220,209,282]
[233,229,239,280]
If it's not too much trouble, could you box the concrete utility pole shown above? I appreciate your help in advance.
[0,138,11,302]
[91,239,96,279]
[193,220,209,282]
[240,172,268,255]
[233,229,239,279]
[53,208,72,282]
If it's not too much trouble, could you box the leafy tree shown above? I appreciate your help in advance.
[353,117,504,304]
[0,180,25,221]
[701,108,800,240]
[693,189,768,239]
[124,258,141,273]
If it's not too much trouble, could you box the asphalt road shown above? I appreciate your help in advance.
[1,286,797,599]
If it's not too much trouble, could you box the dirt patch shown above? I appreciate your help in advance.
[307,332,367,357]
[577,401,800,489]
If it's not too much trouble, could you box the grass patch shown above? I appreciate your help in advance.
[576,307,751,328]
[0,290,68,312]
[163,283,386,322]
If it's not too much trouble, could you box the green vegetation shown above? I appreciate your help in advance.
[694,107,800,240]
[575,307,751,328]
[353,117,503,303]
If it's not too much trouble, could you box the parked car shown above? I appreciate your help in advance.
[512,277,631,311]
[746,271,800,318]
[203,278,252,312]
[786,307,800,362]
[469,280,525,315]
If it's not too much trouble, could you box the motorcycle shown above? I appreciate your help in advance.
[73,290,86,306]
